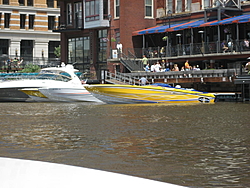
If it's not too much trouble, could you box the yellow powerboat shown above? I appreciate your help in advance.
[84,83,215,104]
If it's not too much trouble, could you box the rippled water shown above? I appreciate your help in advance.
[0,102,249,187]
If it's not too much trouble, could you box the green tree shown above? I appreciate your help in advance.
[21,64,40,73]
[54,45,61,58]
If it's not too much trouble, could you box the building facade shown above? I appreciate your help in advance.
[0,0,60,66]
[56,0,250,79]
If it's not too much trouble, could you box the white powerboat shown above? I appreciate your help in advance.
[0,65,101,102]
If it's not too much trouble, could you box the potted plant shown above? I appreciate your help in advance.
[162,36,168,41]
[111,37,116,42]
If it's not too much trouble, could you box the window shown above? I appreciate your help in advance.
[185,0,191,11]
[3,0,9,5]
[20,14,26,29]
[48,41,60,58]
[29,15,35,29]
[19,0,25,6]
[21,40,33,60]
[47,0,54,8]
[115,0,120,18]
[67,3,72,25]
[74,2,82,28]
[98,30,108,62]
[4,13,10,28]
[68,37,90,74]
[167,0,173,13]
[85,0,99,22]
[203,0,211,8]
[145,0,153,18]
[0,39,9,56]
[48,16,55,30]
[176,0,182,13]
[27,0,33,6]
[103,0,108,19]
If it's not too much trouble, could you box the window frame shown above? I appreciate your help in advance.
[20,14,26,29]
[114,0,120,18]
[85,0,100,22]
[145,0,153,18]
[48,16,55,30]
[4,13,11,28]
[67,3,72,25]
[29,14,35,29]
[176,0,182,13]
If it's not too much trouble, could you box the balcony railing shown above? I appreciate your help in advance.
[124,39,250,59]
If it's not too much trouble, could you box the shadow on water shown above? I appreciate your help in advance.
[0,102,249,187]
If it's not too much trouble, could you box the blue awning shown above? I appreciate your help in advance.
[132,23,182,36]
[200,14,250,26]
[132,20,205,36]
[132,14,250,36]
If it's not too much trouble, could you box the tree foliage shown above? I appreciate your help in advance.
[54,45,61,58]
[21,64,41,73]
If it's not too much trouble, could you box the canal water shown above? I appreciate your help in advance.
[0,102,249,187]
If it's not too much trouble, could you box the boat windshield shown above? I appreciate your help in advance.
[36,70,72,82]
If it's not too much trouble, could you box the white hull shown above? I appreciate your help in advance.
[0,65,101,102]
[0,157,185,188]
[39,87,103,102]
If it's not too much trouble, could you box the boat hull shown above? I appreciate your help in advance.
[21,87,103,102]
[84,84,215,104]
[39,87,103,102]
[0,88,30,102]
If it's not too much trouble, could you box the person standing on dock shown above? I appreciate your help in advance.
[139,77,148,86]
[142,55,148,68]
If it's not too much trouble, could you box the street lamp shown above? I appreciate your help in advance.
[166,10,172,56]
[108,14,112,59]
[167,10,172,28]
[198,30,204,54]
[176,34,182,56]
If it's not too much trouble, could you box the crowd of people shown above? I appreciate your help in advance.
[142,57,200,72]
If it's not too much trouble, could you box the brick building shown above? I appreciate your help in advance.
[55,0,250,80]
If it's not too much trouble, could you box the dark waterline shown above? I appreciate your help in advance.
[0,102,249,187]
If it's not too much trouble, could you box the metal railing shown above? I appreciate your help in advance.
[105,71,138,85]
[105,68,239,85]
[123,39,250,59]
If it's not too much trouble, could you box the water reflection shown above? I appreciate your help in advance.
[0,102,249,187]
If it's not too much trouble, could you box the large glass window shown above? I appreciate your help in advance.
[4,13,10,28]
[29,15,35,29]
[115,0,120,18]
[145,0,153,18]
[98,30,107,62]
[67,3,72,25]
[68,37,90,74]
[74,2,82,28]
[85,0,99,22]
